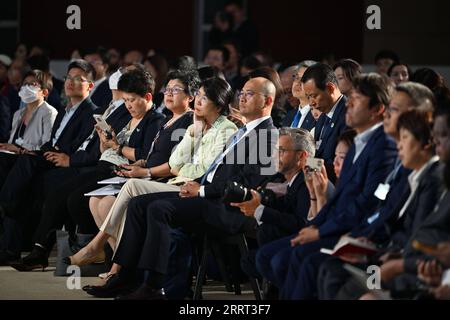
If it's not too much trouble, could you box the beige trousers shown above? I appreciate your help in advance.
[100,179,181,252]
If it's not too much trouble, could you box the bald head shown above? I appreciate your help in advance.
[239,77,276,121]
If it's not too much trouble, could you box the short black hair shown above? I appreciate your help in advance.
[202,77,233,115]
[23,69,53,92]
[118,68,155,97]
[81,46,108,64]
[387,62,413,78]
[374,50,400,64]
[301,62,338,91]
[434,99,450,127]
[241,55,262,72]
[165,69,201,97]
[353,73,393,109]
[27,54,50,72]
[198,66,222,82]
[205,46,230,64]
[67,59,96,81]
[397,109,433,147]
[333,59,362,83]
[337,129,357,149]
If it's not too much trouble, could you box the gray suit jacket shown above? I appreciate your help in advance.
[8,101,58,150]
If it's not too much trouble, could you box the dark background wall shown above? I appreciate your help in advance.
[19,0,195,60]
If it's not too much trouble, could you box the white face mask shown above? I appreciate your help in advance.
[19,85,40,104]
[109,69,122,90]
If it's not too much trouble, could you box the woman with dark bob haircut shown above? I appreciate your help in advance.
[64,77,238,286]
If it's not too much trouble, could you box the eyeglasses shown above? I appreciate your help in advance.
[64,75,89,84]
[195,93,209,105]
[164,86,186,95]
[22,81,41,88]
[238,90,266,100]
[278,148,297,155]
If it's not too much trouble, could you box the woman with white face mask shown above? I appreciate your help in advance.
[0,70,57,182]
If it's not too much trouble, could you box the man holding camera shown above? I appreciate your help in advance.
[231,128,315,245]
[85,77,278,299]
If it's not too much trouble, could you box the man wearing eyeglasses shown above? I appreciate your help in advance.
[83,47,112,109]
[0,59,98,265]
[85,77,279,299]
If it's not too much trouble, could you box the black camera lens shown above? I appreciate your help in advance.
[222,182,253,204]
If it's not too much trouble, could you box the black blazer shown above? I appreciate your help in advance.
[260,171,310,234]
[128,108,166,161]
[41,98,98,155]
[196,118,278,234]
[91,79,113,109]
[389,161,444,249]
[69,103,132,167]
[314,96,348,183]
[282,108,316,131]
[199,117,278,198]
[146,112,193,168]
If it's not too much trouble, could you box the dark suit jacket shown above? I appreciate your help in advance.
[0,95,11,142]
[41,98,98,156]
[310,125,398,238]
[282,108,316,131]
[127,109,166,161]
[314,96,348,183]
[260,171,310,234]
[195,118,278,234]
[350,165,412,244]
[91,79,113,109]
[388,161,444,250]
[198,118,278,199]
[69,103,132,167]
[403,186,449,274]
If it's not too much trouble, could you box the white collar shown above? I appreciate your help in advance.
[288,172,300,187]
[244,115,271,132]
[327,95,343,119]
[408,156,440,187]
[354,122,383,145]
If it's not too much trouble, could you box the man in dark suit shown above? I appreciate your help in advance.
[255,73,397,297]
[302,63,348,184]
[231,127,314,284]
[282,61,317,131]
[83,47,112,109]
[85,76,278,299]
[0,59,98,262]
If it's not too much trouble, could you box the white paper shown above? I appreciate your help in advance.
[97,176,129,185]
[84,185,122,196]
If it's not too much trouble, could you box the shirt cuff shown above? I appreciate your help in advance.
[199,186,205,198]
[254,204,265,226]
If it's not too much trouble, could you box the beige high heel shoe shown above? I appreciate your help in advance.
[63,248,106,266]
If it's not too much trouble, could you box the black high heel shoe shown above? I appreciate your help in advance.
[10,246,49,272]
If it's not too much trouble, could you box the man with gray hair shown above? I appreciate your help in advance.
[234,127,315,297]
[232,127,315,245]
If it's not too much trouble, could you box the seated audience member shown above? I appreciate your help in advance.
[67,77,236,284]
[0,70,57,183]
[283,60,317,130]
[301,63,348,183]
[279,65,299,114]
[143,54,169,113]
[388,62,412,86]
[256,73,397,296]
[333,59,362,97]
[83,76,277,299]
[0,60,98,264]
[83,47,112,108]
[9,68,164,270]
[26,54,63,110]
[374,50,399,77]
[306,129,356,222]
[203,46,230,74]
[315,82,437,300]
[411,68,450,106]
